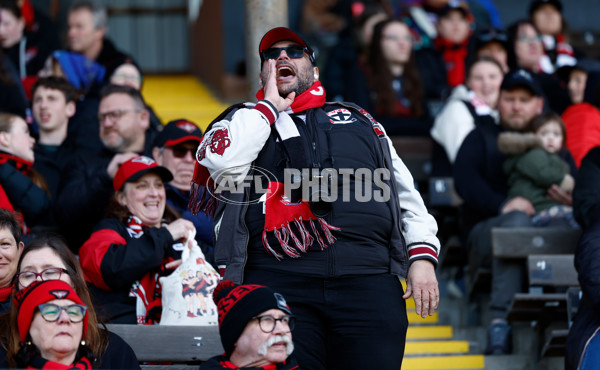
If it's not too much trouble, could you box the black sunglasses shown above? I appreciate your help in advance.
[261,45,309,61]
[170,146,195,159]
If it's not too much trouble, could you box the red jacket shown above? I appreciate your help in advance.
[562,103,600,167]
[79,217,181,324]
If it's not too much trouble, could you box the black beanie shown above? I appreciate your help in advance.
[213,280,292,355]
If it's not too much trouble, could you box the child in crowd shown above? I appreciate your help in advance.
[498,112,578,228]
[433,1,473,88]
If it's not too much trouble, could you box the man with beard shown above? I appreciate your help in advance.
[192,27,440,369]
[454,69,575,355]
[200,281,298,369]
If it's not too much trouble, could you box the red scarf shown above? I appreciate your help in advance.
[126,216,175,324]
[435,37,469,88]
[26,356,92,369]
[190,82,340,261]
[190,81,327,218]
[0,285,12,302]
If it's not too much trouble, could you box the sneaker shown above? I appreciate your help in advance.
[187,311,195,318]
[484,321,512,355]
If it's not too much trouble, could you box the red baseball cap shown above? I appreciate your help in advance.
[113,155,173,191]
[258,27,315,64]
[154,119,203,148]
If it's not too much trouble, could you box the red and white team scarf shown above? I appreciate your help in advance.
[126,215,174,324]
[190,82,340,260]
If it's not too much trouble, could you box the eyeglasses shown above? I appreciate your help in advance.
[17,268,69,287]
[382,34,413,42]
[112,74,142,84]
[252,314,295,333]
[98,109,139,123]
[38,303,87,323]
[261,45,308,61]
[170,146,196,159]
[517,35,542,43]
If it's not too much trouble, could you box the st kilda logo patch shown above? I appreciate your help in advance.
[327,109,356,125]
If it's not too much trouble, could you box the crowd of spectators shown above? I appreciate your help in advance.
[0,0,598,368]
[302,0,600,366]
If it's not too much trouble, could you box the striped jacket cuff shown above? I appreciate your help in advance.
[254,100,278,125]
[407,242,439,267]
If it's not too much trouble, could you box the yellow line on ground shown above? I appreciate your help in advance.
[405,341,469,354]
[407,326,453,339]
[402,355,485,369]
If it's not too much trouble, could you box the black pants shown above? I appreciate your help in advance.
[468,210,533,318]
[244,270,408,370]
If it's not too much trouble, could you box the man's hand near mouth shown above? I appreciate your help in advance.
[263,59,295,112]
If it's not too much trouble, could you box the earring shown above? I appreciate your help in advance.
[25,341,32,346]
[81,340,86,346]
[314,74,319,79]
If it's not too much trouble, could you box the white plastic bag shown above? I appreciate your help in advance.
[159,230,219,325]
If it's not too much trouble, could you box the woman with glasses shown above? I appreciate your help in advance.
[0,233,140,368]
[4,280,91,368]
[79,155,195,324]
[507,19,570,114]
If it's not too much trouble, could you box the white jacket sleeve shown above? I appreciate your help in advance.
[383,134,441,265]
[198,101,277,183]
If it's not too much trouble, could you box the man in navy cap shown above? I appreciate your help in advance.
[153,119,214,267]
[191,27,440,369]
[454,68,574,354]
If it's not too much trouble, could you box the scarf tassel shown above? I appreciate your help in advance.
[274,226,300,258]
[262,217,340,258]
[262,229,284,260]
[189,182,216,217]
[319,218,340,245]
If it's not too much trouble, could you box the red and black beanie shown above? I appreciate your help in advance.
[213,280,292,355]
[14,280,88,343]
